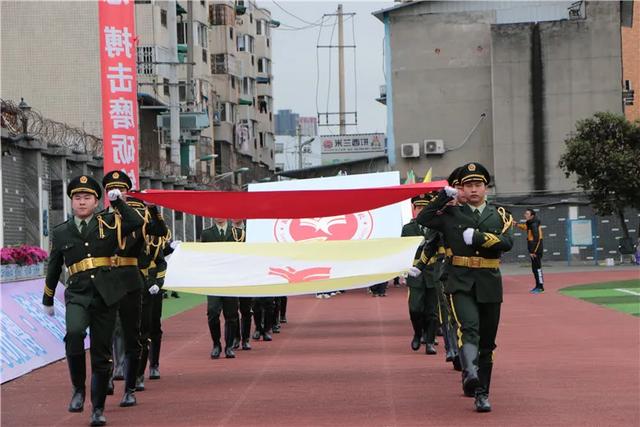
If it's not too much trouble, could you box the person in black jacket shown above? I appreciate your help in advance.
[516,209,544,294]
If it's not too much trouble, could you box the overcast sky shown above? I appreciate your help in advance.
[258,1,394,136]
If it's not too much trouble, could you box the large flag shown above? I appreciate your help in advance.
[132,181,446,219]
[164,237,423,297]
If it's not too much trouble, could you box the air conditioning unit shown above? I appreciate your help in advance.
[401,143,420,158]
[423,139,445,155]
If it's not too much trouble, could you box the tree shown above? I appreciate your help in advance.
[559,112,640,241]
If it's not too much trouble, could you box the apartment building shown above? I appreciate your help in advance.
[208,0,276,188]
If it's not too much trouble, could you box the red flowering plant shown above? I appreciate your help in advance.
[1,245,48,266]
[0,247,15,265]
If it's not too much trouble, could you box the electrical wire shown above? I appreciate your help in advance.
[272,0,321,26]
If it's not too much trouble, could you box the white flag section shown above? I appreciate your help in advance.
[164,237,423,297]
[246,172,412,243]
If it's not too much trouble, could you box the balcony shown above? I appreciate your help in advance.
[210,54,239,76]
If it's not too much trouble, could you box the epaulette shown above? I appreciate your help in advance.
[495,206,514,233]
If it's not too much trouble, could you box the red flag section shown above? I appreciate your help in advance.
[131,180,447,219]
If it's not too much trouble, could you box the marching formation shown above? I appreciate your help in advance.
[42,162,512,426]
[402,162,514,413]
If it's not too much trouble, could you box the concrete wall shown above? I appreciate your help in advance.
[1,1,102,137]
[388,1,623,194]
[389,10,496,180]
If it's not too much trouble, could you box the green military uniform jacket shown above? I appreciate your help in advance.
[401,219,437,289]
[44,198,145,308]
[144,238,168,290]
[201,223,234,243]
[416,190,513,303]
[113,204,168,293]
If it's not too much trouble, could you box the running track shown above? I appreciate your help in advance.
[2,270,639,426]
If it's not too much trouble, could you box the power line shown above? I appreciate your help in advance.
[272,0,320,26]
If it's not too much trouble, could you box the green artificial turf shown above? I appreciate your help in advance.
[161,291,206,319]
[560,279,640,317]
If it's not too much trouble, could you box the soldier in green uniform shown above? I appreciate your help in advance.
[136,228,168,389]
[102,171,168,407]
[230,219,253,351]
[41,175,144,426]
[417,163,513,413]
[201,218,240,359]
[404,193,439,355]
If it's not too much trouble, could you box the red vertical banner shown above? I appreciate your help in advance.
[98,0,139,189]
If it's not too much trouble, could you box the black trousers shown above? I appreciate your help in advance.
[408,284,438,344]
[206,296,239,344]
[530,252,544,289]
[253,297,275,333]
[449,291,501,367]
[137,290,164,376]
[65,292,117,375]
[236,297,253,340]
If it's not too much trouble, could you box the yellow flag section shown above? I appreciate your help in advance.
[165,237,423,297]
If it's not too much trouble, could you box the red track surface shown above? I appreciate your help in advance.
[2,270,639,427]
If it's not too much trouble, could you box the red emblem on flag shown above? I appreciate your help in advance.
[268,266,332,283]
[273,212,373,242]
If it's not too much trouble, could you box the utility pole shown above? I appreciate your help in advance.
[337,4,346,135]
[167,0,180,167]
[297,123,303,170]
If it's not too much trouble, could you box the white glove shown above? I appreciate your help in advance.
[444,186,458,198]
[170,240,182,250]
[463,228,475,245]
[42,304,55,316]
[148,285,160,295]
[408,266,422,277]
[107,189,122,201]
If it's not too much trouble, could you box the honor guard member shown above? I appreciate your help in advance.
[201,219,240,359]
[435,167,466,371]
[41,175,144,426]
[404,193,439,355]
[516,209,545,293]
[143,239,174,382]
[102,171,168,407]
[417,162,513,413]
[230,219,253,350]
[135,225,168,390]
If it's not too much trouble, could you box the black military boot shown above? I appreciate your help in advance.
[475,363,493,412]
[148,338,161,379]
[211,341,222,359]
[224,322,236,359]
[112,326,125,381]
[90,372,108,426]
[120,355,138,407]
[262,310,273,341]
[67,354,86,412]
[409,313,422,351]
[425,343,437,355]
[209,316,222,358]
[460,344,480,397]
[135,375,145,392]
[241,316,252,350]
[106,377,114,396]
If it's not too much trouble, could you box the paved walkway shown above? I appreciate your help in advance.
[2,270,639,426]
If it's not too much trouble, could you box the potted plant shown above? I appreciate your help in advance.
[1,245,48,281]
[1,248,17,282]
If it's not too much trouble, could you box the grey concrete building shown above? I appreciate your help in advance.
[374,0,626,195]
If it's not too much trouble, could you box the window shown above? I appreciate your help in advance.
[202,48,207,63]
[214,142,223,174]
[200,0,205,6]
[177,22,187,44]
[198,23,208,48]
[259,132,264,148]
[266,38,270,48]
[230,76,235,89]
[256,19,262,35]
[219,102,235,123]
[179,80,186,101]
[250,13,253,23]
[251,55,254,66]
[51,180,63,210]
[160,8,167,27]
[237,33,245,51]
[247,35,254,53]
[242,77,249,95]
[137,46,154,75]
[257,58,270,74]
[274,143,284,154]
[229,27,233,40]
[163,78,169,96]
